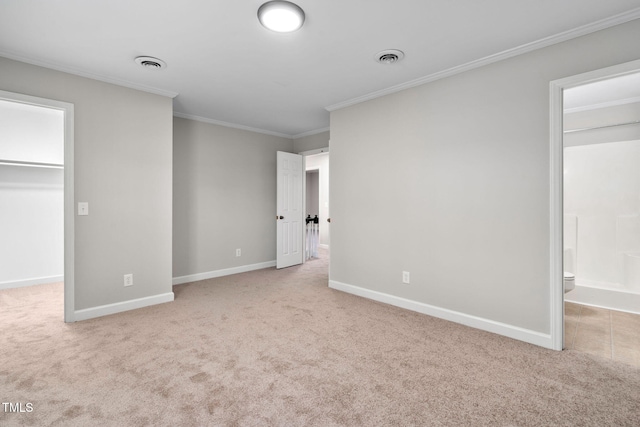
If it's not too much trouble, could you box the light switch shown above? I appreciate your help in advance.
[78,202,89,216]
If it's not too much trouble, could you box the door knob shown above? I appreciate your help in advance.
[327,218,331,223]
[277,216,284,220]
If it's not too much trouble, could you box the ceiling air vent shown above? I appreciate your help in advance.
[375,49,404,64]
[135,56,167,70]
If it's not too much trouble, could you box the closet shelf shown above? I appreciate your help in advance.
[0,159,63,169]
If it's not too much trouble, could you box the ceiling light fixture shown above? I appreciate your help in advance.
[258,1,305,33]
[375,49,404,64]
[134,56,167,69]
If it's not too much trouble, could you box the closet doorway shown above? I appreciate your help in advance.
[0,90,74,322]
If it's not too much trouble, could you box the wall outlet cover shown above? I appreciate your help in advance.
[402,271,410,284]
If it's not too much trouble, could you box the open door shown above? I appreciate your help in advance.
[276,151,303,268]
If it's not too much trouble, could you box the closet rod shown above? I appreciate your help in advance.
[0,159,64,169]
[564,120,640,134]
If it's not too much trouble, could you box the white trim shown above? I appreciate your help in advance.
[292,127,330,139]
[173,112,293,139]
[74,292,174,321]
[329,280,552,349]
[0,52,179,99]
[0,275,64,290]
[566,285,640,315]
[549,79,565,351]
[172,261,276,286]
[0,89,75,323]
[326,8,640,112]
[302,155,308,265]
[549,59,640,352]
[63,101,75,323]
[564,96,640,114]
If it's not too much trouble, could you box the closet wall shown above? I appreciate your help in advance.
[0,99,64,288]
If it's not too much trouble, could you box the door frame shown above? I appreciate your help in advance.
[549,59,640,350]
[0,90,75,322]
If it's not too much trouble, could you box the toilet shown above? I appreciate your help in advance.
[564,272,575,293]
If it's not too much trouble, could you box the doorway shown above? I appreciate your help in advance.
[549,59,640,352]
[303,149,330,264]
[0,90,75,322]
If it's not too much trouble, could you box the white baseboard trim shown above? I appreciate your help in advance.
[329,280,553,349]
[74,292,174,322]
[0,275,64,290]
[172,260,277,286]
[319,244,329,250]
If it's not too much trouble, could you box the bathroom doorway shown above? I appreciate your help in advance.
[550,59,640,362]
[0,90,74,322]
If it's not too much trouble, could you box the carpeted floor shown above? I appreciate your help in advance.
[1,250,639,426]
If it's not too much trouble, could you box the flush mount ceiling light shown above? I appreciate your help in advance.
[375,49,405,64]
[258,1,305,33]
[134,56,167,69]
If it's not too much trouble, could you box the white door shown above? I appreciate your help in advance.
[276,151,303,268]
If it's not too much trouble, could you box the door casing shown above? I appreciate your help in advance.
[0,89,75,322]
[549,59,640,350]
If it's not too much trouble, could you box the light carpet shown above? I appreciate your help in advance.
[1,251,639,426]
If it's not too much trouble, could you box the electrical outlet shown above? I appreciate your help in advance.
[402,271,410,284]
[236,248,241,257]
[124,274,133,287]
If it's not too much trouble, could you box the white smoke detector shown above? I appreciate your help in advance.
[134,56,167,70]
[375,49,404,64]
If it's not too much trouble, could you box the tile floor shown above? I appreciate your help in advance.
[565,301,640,367]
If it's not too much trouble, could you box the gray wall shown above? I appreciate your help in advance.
[0,56,174,311]
[306,170,319,217]
[173,117,293,278]
[294,131,330,153]
[329,20,640,335]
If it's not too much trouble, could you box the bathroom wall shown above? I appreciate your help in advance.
[564,139,640,288]
[564,139,640,313]
[564,103,640,147]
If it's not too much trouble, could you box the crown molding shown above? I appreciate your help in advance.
[173,112,294,139]
[292,127,330,139]
[326,8,640,112]
[173,112,331,139]
[0,51,179,99]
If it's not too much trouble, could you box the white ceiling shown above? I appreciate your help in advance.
[1,1,640,137]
